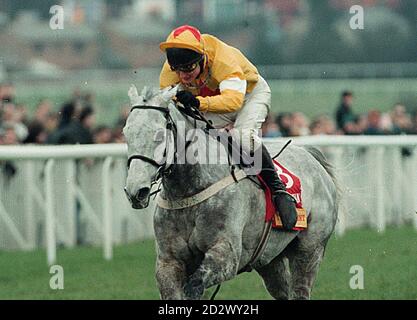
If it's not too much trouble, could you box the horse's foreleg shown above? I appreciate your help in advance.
[184,238,240,300]
[156,258,187,300]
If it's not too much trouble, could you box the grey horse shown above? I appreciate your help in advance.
[123,85,340,300]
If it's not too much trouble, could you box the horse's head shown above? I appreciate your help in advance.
[123,85,178,209]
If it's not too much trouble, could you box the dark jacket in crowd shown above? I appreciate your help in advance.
[363,126,385,135]
[55,121,93,144]
[335,102,356,133]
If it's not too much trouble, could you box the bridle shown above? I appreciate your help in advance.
[126,105,178,198]
[125,102,204,200]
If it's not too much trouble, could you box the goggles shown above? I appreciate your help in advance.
[170,56,203,73]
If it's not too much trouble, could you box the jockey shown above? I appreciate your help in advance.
[159,25,297,230]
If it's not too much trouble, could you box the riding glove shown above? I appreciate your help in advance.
[176,91,200,110]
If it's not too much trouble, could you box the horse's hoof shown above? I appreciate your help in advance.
[184,277,204,300]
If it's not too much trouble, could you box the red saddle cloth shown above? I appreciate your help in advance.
[257,160,307,231]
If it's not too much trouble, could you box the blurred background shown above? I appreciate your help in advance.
[0,0,417,139]
[0,0,416,300]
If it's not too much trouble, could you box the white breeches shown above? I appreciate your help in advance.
[203,75,271,153]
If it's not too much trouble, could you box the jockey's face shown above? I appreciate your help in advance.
[177,64,201,85]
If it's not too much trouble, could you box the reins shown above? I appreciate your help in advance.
[127,100,291,301]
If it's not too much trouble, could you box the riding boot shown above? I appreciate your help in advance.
[259,144,298,231]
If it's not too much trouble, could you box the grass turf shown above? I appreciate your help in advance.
[0,226,416,300]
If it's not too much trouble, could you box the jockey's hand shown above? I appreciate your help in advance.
[176,91,200,110]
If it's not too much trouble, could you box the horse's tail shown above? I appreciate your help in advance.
[305,146,344,224]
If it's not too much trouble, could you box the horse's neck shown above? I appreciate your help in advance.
[162,105,230,200]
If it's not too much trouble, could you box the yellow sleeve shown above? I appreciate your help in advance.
[159,61,180,88]
[197,89,244,113]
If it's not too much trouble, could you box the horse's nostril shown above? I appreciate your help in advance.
[136,187,150,201]
[124,187,132,201]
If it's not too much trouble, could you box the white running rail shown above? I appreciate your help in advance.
[0,136,416,265]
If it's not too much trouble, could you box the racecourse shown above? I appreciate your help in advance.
[0,226,415,300]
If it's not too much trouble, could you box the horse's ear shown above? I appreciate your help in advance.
[128,84,142,106]
[141,86,149,102]
[161,85,179,103]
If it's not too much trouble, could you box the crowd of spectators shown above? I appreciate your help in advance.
[0,83,129,147]
[262,91,417,138]
[1,83,417,148]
